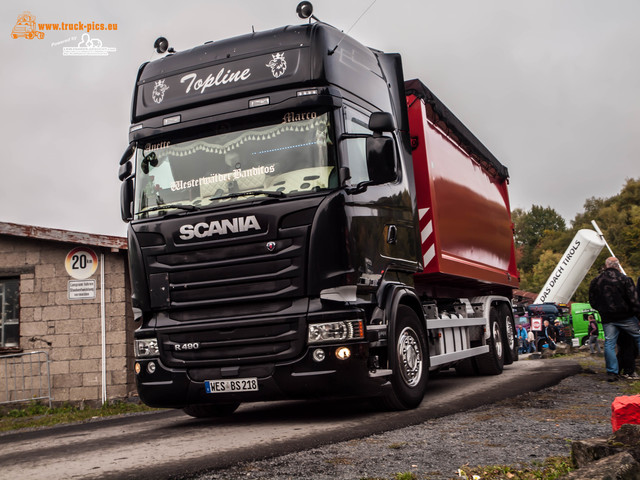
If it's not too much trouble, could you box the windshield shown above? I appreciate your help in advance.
[134,110,336,218]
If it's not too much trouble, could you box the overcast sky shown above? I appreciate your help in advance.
[1,0,638,238]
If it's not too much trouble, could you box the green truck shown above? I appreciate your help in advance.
[570,302,603,346]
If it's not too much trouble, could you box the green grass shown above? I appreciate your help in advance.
[0,400,159,432]
[393,473,418,480]
[454,456,574,480]
[623,380,640,395]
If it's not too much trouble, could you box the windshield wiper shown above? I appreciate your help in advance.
[139,204,199,214]
[209,190,286,202]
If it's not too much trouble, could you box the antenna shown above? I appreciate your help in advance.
[591,220,626,275]
[328,0,378,55]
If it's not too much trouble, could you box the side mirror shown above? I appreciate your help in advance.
[120,177,134,222]
[368,112,395,133]
[120,143,135,165]
[118,161,132,181]
[366,136,397,185]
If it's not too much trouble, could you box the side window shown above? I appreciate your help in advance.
[344,106,371,185]
[0,278,20,349]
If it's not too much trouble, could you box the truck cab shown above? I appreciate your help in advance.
[120,22,423,413]
[570,302,603,345]
[119,7,519,416]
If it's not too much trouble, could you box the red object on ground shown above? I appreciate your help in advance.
[611,395,640,431]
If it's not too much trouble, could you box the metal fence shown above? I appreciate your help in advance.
[0,351,52,408]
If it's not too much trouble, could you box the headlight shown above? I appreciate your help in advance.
[308,320,364,344]
[135,338,159,357]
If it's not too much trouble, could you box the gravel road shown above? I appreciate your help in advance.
[190,354,622,480]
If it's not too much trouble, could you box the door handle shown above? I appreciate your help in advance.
[387,225,397,245]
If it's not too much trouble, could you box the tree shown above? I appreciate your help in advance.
[520,249,561,294]
[513,205,566,273]
[515,177,640,303]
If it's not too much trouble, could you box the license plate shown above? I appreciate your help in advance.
[205,377,258,394]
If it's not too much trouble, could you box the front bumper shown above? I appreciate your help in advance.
[135,341,388,408]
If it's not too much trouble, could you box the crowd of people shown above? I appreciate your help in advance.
[516,320,566,354]
[588,256,640,381]
[515,256,640,384]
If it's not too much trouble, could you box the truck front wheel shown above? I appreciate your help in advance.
[183,402,240,418]
[378,305,428,410]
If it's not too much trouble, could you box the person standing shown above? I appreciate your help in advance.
[587,314,601,354]
[527,328,536,353]
[537,319,556,351]
[517,325,528,353]
[589,257,640,381]
[554,319,566,344]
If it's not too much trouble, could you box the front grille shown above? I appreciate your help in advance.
[160,316,305,367]
[150,228,307,308]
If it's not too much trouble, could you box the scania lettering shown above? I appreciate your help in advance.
[178,216,261,240]
[119,3,520,417]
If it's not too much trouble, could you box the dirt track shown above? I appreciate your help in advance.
[188,354,620,480]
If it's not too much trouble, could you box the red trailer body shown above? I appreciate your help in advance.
[406,80,519,299]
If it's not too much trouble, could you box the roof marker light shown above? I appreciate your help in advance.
[249,97,270,108]
[297,89,318,97]
[163,115,181,126]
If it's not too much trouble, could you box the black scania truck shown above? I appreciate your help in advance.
[119,3,520,417]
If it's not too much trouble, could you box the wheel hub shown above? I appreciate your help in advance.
[398,327,422,387]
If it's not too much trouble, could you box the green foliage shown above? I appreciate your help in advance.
[516,178,640,301]
[513,205,566,273]
[455,456,574,480]
[393,473,418,480]
[521,250,562,293]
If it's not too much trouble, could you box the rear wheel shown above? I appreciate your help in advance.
[183,402,240,418]
[502,305,518,365]
[476,306,504,375]
[378,305,428,410]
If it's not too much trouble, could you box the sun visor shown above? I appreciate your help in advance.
[134,48,310,122]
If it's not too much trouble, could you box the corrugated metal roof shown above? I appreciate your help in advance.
[0,222,127,250]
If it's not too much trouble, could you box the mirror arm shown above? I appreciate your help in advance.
[339,132,370,142]
[345,180,373,195]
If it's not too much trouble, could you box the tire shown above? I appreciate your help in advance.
[378,305,429,410]
[476,306,504,375]
[183,402,240,418]
[501,305,518,365]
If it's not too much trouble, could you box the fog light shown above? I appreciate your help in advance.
[147,362,156,374]
[134,362,141,374]
[312,349,326,362]
[336,347,351,360]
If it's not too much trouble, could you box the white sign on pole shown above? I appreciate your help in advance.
[531,317,542,332]
[68,280,97,300]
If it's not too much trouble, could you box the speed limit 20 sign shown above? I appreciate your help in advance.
[65,247,98,279]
